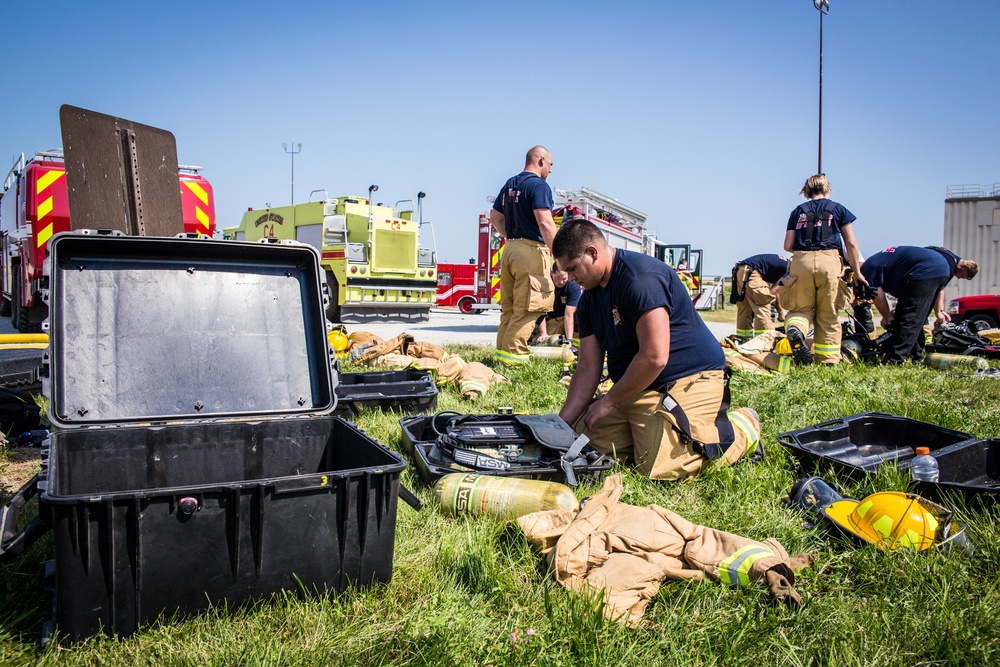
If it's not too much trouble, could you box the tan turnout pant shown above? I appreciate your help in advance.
[734,264,776,339]
[571,370,760,480]
[781,250,850,364]
[496,238,554,364]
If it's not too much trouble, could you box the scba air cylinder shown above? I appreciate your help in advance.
[433,473,579,519]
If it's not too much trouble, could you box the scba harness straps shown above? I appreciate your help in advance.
[797,200,837,250]
[657,373,736,461]
[432,413,592,486]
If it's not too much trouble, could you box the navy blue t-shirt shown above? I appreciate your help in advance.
[577,249,724,388]
[551,280,582,318]
[786,199,857,251]
[492,172,553,243]
[860,246,955,297]
[741,253,789,284]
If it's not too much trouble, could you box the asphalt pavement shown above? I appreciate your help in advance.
[340,307,737,348]
[0,307,737,348]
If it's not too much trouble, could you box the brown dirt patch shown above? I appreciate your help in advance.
[0,447,42,497]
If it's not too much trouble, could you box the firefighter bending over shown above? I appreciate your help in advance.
[860,245,978,363]
[553,218,762,481]
[730,253,789,341]
[490,146,557,365]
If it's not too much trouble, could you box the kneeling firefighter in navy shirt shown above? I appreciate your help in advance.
[553,218,763,481]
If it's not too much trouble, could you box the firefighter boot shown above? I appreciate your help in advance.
[786,327,813,366]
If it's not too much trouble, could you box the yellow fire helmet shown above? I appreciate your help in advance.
[328,326,350,353]
[821,491,962,552]
[775,337,792,355]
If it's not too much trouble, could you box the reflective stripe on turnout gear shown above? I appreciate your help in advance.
[460,380,488,394]
[785,316,809,333]
[496,349,530,365]
[813,343,840,357]
[718,544,776,588]
[777,356,792,373]
[728,409,760,453]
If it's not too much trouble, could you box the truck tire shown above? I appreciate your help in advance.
[10,278,20,328]
[967,313,998,331]
[12,279,42,334]
[458,296,477,315]
[325,271,342,324]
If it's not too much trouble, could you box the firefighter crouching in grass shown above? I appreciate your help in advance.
[554,218,763,481]
[731,253,789,341]
[535,264,582,344]
[860,245,978,364]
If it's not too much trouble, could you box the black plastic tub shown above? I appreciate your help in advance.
[777,412,999,503]
[334,369,438,418]
[0,233,407,641]
[40,416,403,639]
[0,348,43,389]
[399,413,614,484]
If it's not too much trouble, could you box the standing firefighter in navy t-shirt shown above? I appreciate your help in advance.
[490,146,557,365]
[780,174,865,365]
[861,246,978,363]
[553,218,763,481]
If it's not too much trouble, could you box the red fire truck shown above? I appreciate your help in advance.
[0,150,216,331]
[436,187,703,313]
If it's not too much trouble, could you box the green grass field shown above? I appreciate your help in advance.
[2,346,1000,666]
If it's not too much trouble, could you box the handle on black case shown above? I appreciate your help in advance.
[398,484,423,511]
[0,473,50,562]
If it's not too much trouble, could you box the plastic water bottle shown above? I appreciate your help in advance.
[434,473,579,519]
[909,447,940,483]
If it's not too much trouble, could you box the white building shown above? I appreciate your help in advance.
[943,182,1000,299]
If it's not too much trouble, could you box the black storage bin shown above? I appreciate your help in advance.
[777,412,999,503]
[0,348,43,389]
[777,412,973,474]
[0,233,406,640]
[399,413,614,484]
[334,369,438,418]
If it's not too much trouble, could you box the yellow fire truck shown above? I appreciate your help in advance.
[224,188,437,322]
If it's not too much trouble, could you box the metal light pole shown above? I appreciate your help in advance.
[814,0,830,175]
[282,141,302,205]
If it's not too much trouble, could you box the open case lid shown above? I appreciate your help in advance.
[42,232,337,428]
[60,104,186,236]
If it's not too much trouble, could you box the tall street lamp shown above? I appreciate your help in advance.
[814,0,830,175]
[282,141,302,205]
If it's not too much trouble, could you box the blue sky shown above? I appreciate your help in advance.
[2,1,997,274]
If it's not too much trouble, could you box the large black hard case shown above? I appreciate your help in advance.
[18,233,405,639]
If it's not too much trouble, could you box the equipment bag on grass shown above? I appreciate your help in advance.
[0,387,41,436]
